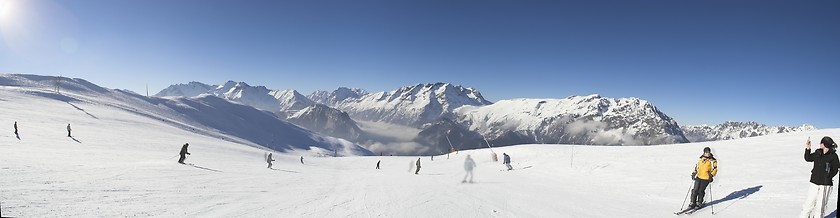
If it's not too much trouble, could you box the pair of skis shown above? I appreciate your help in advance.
[674,205,707,215]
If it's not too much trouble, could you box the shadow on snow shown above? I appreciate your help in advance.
[705,185,762,214]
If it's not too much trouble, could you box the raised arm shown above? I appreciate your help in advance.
[805,138,815,162]
[805,149,815,162]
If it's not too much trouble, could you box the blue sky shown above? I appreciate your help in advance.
[0,0,838,127]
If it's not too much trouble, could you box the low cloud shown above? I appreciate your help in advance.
[565,119,644,145]
[356,121,429,155]
[566,119,607,135]
[364,141,430,156]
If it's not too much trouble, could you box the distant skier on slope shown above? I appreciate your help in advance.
[66,123,72,137]
[799,136,839,218]
[376,160,381,169]
[463,154,476,183]
[14,121,18,135]
[178,143,191,164]
[267,153,275,169]
[688,147,717,209]
[503,153,512,171]
[415,158,421,175]
[300,156,304,164]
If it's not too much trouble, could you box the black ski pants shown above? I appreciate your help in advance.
[690,179,711,205]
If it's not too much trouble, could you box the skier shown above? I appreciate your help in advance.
[66,123,72,137]
[267,153,275,168]
[799,136,839,218]
[503,153,512,171]
[415,158,421,175]
[300,156,304,164]
[463,154,476,183]
[688,147,717,209]
[431,155,434,161]
[14,121,18,135]
[178,143,191,164]
[376,160,381,169]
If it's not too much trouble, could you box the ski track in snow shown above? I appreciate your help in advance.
[2,84,840,217]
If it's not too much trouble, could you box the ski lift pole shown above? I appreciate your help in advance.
[482,135,493,152]
[483,135,498,162]
[445,130,455,152]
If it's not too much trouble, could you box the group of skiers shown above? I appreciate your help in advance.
[262,152,306,169]
[19,121,840,216]
[11,121,73,137]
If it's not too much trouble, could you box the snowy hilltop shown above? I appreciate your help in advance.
[154,81,213,97]
[2,74,371,156]
[682,121,817,142]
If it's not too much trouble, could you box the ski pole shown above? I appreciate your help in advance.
[681,184,693,210]
[709,183,714,215]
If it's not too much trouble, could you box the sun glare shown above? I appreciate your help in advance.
[0,0,16,25]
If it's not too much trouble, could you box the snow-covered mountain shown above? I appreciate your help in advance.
[453,94,688,146]
[331,83,492,127]
[286,104,366,143]
[155,81,314,114]
[308,87,369,106]
[269,89,316,112]
[210,81,285,112]
[154,81,213,98]
[682,121,817,142]
[3,74,371,155]
[155,80,819,149]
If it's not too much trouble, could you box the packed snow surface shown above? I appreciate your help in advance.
[2,76,839,217]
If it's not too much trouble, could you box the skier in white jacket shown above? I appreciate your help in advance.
[463,155,476,183]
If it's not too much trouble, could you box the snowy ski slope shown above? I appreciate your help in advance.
[2,78,839,217]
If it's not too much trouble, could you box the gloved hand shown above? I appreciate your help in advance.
[691,172,697,180]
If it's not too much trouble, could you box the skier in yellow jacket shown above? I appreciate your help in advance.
[689,147,717,209]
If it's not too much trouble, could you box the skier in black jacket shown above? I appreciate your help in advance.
[799,136,839,218]
[178,143,191,164]
[503,153,512,170]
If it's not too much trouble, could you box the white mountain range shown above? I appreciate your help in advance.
[156,81,314,113]
[308,87,369,106]
[155,79,816,152]
[452,94,688,146]
[682,121,817,142]
[327,82,492,127]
